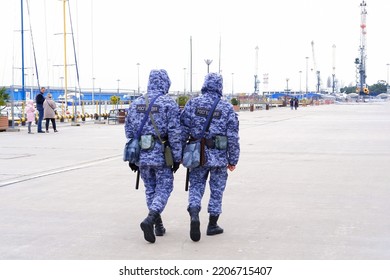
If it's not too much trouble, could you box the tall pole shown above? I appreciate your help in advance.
[91,0,95,106]
[286,78,289,93]
[254,46,259,94]
[21,0,25,101]
[305,56,309,94]
[63,0,68,109]
[299,71,302,94]
[358,0,367,96]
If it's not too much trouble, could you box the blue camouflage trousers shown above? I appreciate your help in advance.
[140,166,174,213]
[188,166,228,216]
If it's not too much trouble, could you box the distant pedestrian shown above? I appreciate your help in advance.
[35,87,46,133]
[124,69,182,243]
[43,93,58,133]
[294,98,299,110]
[26,100,35,134]
[290,98,294,110]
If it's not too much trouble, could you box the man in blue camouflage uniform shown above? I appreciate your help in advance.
[124,69,182,243]
[180,72,240,242]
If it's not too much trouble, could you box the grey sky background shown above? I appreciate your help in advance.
[1,0,389,94]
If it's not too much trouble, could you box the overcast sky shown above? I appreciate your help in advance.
[1,0,389,94]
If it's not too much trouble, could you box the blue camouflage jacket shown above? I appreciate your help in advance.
[180,73,240,167]
[124,69,182,166]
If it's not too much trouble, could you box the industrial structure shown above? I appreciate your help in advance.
[311,41,321,94]
[355,0,368,96]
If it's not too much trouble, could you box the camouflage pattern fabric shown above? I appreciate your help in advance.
[124,69,182,213]
[141,166,174,213]
[125,69,182,166]
[180,72,240,215]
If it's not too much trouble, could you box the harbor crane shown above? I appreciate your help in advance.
[311,41,321,93]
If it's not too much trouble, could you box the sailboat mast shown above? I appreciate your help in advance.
[63,0,68,108]
[21,0,25,101]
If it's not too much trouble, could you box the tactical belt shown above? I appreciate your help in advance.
[189,137,215,149]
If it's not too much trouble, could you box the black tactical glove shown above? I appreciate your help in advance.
[172,162,180,173]
[128,162,139,172]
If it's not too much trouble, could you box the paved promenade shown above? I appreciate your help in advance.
[1,102,390,260]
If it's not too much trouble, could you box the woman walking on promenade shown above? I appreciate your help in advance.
[43,93,58,133]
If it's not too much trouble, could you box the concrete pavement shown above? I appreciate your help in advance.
[1,102,390,260]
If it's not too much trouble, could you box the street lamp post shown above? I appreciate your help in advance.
[285,78,289,105]
[299,70,302,97]
[299,71,302,92]
[136,63,140,95]
[286,78,289,93]
[204,59,213,73]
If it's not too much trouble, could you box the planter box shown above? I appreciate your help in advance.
[0,115,8,131]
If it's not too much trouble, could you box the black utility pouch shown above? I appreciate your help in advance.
[205,138,215,149]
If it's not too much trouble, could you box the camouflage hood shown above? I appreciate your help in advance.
[201,72,223,98]
[147,69,171,95]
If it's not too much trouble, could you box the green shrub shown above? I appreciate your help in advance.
[231,97,239,106]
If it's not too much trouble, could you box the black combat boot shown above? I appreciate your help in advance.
[206,215,224,235]
[140,210,159,243]
[188,207,201,242]
[154,214,166,236]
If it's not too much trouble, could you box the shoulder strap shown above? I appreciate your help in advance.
[135,93,163,139]
[145,94,164,143]
[200,98,220,137]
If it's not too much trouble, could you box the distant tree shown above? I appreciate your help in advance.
[368,82,387,95]
[110,95,120,105]
[341,82,386,95]
[230,97,239,105]
[0,87,10,113]
[341,85,356,94]
[177,95,190,107]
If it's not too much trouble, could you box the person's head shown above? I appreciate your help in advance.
[40,87,46,94]
[201,72,223,98]
[147,69,171,94]
[27,100,34,106]
[47,93,52,99]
